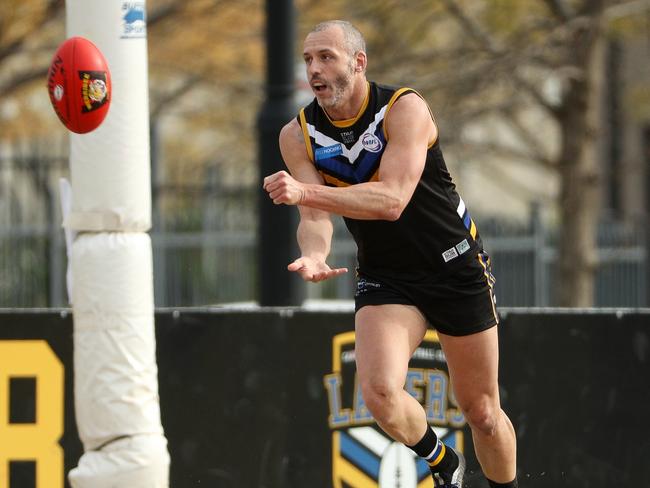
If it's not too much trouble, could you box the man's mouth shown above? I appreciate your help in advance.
[311,81,328,93]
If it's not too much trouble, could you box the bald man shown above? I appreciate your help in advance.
[264,20,518,488]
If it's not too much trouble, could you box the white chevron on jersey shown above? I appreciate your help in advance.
[456,197,466,218]
[307,104,389,164]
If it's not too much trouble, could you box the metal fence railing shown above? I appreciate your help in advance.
[1,151,647,308]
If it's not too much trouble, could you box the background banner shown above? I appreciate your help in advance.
[0,309,648,488]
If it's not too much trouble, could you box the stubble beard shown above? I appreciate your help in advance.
[318,61,356,111]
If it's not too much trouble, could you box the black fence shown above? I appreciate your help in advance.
[0,308,649,488]
[2,150,649,309]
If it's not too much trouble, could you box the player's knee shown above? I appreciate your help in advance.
[360,380,399,423]
[460,396,500,436]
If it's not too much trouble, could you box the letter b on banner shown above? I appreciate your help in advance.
[0,341,64,488]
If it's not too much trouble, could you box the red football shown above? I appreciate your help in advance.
[47,37,111,134]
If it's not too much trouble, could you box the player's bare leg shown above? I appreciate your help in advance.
[355,304,465,487]
[437,327,517,484]
[354,304,429,445]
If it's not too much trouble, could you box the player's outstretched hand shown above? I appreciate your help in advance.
[288,257,348,282]
[263,171,305,206]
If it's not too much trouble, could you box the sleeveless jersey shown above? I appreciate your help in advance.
[297,81,483,280]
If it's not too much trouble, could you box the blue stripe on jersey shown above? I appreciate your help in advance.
[462,211,471,229]
[315,129,386,183]
[316,150,381,183]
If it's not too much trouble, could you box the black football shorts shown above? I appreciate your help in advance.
[354,252,498,337]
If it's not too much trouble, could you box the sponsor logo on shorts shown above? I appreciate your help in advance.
[442,246,459,263]
[315,143,343,160]
[355,278,381,296]
[324,331,466,487]
[361,132,383,153]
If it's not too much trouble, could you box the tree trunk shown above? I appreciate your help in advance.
[556,9,605,307]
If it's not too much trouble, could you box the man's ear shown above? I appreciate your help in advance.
[356,51,367,72]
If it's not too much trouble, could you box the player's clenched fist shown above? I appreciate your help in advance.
[263,170,305,205]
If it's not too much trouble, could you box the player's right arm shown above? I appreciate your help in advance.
[274,118,348,282]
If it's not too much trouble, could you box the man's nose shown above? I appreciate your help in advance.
[307,59,322,76]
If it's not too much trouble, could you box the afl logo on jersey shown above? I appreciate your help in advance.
[362,132,383,153]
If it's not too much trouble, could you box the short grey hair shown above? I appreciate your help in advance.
[310,20,366,57]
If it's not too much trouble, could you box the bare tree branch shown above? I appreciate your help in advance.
[148,2,184,27]
[604,0,650,19]
[439,0,500,54]
[498,107,557,168]
[439,0,563,119]
[577,0,607,16]
[457,144,556,201]
[0,0,64,64]
[509,73,562,118]
[148,0,232,27]
[540,0,574,21]
[151,75,201,118]
[461,141,546,163]
[0,1,231,101]
[0,67,49,97]
[454,102,523,125]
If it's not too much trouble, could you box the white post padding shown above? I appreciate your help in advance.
[58,178,75,303]
[69,435,169,488]
[69,233,169,488]
[64,0,169,486]
[65,0,151,232]
[71,233,163,448]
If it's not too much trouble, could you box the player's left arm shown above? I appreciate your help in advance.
[372,92,437,219]
[263,93,435,220]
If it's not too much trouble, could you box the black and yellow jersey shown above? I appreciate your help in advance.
[297,81,483,280]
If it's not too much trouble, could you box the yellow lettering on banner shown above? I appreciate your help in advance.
[0,341,64,488]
